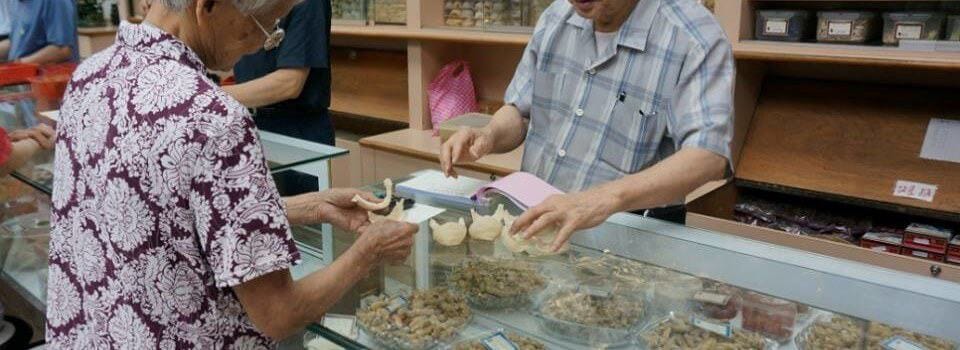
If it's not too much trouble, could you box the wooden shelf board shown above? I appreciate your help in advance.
[359,128,522,176]
[735,41,960,69]
[332,25,530,45]
[78,26,118,35]
[735,78,960,215]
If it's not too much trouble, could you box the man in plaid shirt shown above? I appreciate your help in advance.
[440,0,733,250]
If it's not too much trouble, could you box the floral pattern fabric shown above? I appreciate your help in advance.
[48,22,301,349]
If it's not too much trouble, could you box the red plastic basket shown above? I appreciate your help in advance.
[39,63,78,77]
[28,75,72,111]
[0,63,40,86]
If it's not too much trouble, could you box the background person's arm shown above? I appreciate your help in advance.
[222,68,309,108]
[0,39,10,62]
[18,45,73,64]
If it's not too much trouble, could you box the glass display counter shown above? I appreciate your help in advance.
[304,172,960,350]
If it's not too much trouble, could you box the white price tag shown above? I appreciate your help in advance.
[892,180,937,202]
[482,332,519,350]
[912,250,930,259]
[321,314,358,339]
[896,24,923,40]
[764,20,788,35]
[883,336,926,350]
[912,237,931,246]
[693,291,731,306]
[691,316,732,338]
[871,246,890,252]
[828,21,853,36]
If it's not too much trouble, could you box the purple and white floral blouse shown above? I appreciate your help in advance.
[47,22,301,349]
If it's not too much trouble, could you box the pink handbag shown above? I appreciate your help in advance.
[428,60,478,135]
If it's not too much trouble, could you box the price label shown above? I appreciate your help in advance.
[896,24,924,40]
[871,246,891,252]
[386,296,408,313]
[691,316,732,338]
[764,20,788,35]
[883,336,925,350]
[578,285,612,299]
[911,250,930,258]
[321,314,359,339]
[893,180,937,202]
[912,237,931,246]
[482,332,519,350]
[693,291,731,306]
[828,21,853,36]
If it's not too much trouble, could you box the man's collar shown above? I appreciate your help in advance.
[564,0,661,52]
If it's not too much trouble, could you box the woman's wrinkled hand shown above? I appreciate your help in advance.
[356,219,417,264]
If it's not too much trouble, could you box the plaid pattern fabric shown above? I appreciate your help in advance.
[505,0,734,195]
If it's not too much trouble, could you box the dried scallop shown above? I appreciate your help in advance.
[469,205,506,241]
[431,218,467,246]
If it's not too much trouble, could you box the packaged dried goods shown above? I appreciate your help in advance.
[817,11,879,44]
[332,0,364,21]
[867,322,955,350]
[356,288,472,350]
[882,12,946,46]
[795,314,866,350]
[903,223,953,254]
[948,16,960,41]
[741,292,797,342]
[449,258,545,309]
[372,0,406,24]
[755,10,813,42]
[692,281,742,321]
[571,252,650,288]
[639,314,773,350]
[861,231,904,254]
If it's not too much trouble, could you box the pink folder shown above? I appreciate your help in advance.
[471,172,564,209]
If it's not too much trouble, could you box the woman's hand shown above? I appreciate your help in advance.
[9,124,55,150]
[284,189,378,231]
[510,190,620,252]
[439,127,494,178]
[356,219,417,264]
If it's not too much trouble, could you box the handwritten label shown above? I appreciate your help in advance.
[883,336,925,350]
[482,332,519,350]
[912,250,930,259]
[691,316,732,338]
[828,21,853,36]
[912,237,932,246]
[764,20,788,35]
[893,180,937,202]
[693,291,731,306]
[896,24,923,40]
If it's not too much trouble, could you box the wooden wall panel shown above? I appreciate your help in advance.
[330,47,409,123]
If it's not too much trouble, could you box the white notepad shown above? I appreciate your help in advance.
[395,170,488,207]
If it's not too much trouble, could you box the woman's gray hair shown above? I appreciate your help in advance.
[157,0,277,14]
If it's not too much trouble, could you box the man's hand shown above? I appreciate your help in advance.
[9,124,56,150]
[355,219,417,264]
[510,190,620,252]
[439,127,493,178]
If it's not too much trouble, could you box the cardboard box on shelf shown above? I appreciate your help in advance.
[860,231,903,254]
[901,247,946,263]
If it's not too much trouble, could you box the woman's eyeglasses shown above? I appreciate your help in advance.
[251,16,285,51]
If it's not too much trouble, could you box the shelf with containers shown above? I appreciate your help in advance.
[303,170,960,349]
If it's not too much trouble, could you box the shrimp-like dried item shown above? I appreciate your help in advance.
[369,199,406,223]
[431,218,467,246]
[353,178,393,211]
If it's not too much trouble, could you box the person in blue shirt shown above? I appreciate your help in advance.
[0,0,79,63]
[224,0,333,195]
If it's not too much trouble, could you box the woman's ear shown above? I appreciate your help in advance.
[194,0,217,27]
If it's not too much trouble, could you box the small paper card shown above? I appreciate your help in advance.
[482,332,519,350]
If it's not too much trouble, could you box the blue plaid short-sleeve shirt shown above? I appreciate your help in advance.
[505,0,734,195]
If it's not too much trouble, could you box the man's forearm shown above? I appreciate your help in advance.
[19,45,72,64]
[595,148,728,213]
[222,68,309,108]
[482,105,528,154]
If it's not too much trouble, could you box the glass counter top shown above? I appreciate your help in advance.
[305,172,960,350]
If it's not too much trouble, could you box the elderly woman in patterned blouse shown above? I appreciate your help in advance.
[48,0,417,348]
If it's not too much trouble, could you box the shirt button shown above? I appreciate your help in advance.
[575,108,584,117]
[558,149,567,158]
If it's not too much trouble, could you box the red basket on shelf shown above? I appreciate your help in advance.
[0,63,40,86]
[28,75,72,112]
